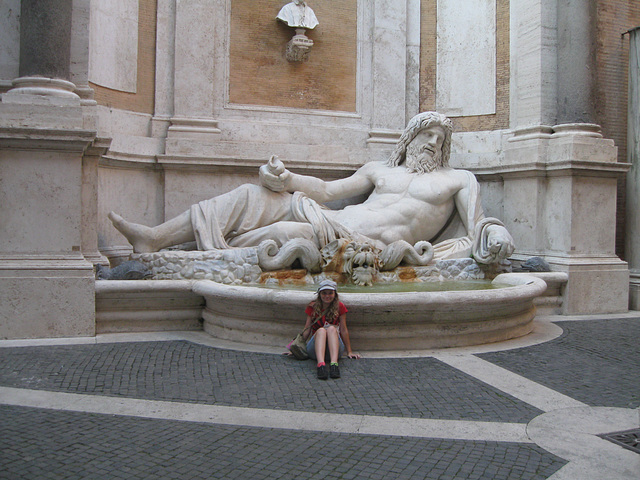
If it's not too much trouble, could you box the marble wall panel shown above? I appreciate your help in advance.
[0,150,83,254]
[436,0,496,117]
[97,165,164,251]
[89,0,139,92]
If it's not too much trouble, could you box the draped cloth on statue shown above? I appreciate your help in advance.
[190,185,355,250]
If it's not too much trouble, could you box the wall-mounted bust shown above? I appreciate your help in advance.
[276,0,319,30]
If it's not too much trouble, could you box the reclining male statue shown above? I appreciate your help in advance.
[109,111,514,269]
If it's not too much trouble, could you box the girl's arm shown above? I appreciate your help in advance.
[339,314,361,359]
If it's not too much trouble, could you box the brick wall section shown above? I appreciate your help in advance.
[419,0,510,132]
[595,1,640,258]
[90,0,157,114]
[229,0,357,112]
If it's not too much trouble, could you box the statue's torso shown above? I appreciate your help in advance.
[329,164,468,246]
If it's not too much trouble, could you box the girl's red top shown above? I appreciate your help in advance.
[305,301,348,334]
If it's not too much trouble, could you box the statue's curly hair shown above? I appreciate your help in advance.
[386,112,453,170]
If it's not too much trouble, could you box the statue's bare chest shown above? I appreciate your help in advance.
[373,171,459,206]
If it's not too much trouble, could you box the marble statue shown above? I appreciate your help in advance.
[276,0,319,30]
[108,112,515,271]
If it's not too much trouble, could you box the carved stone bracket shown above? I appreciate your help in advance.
[285,29,314,62]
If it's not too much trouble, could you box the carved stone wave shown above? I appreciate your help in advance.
[131,246,494,285]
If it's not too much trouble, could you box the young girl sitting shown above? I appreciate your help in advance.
[303,279,361,379]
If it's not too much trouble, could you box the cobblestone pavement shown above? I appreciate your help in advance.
[0,405,562,480]
[1,315,639,479]
[0,341,543,423]
[478,318,640,409]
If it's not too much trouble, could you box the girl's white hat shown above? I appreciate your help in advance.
[317,279,337,292]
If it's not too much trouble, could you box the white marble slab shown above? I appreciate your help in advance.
[88,0,138,92]
[436,0,496,116]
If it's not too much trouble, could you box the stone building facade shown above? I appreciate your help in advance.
[0,0,639,338]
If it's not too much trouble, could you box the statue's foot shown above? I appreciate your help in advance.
[108,211,158,253]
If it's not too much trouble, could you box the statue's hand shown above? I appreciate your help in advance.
[260,155,291,192]
[486,225,515,261]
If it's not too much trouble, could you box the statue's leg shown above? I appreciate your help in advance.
[191,184,296,250]
[108,210,195,253]
[110,184,296,252]
[227,221,316,248]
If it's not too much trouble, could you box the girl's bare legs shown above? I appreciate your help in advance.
[314,326,340,364]
[326,326,340,363]
[314,328,327,362]
[108,210,195,253]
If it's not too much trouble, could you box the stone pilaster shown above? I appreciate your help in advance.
[0,0,99,339]
[556,0,596,124]
[509,0,558,128]
[505,0,629,314]
[503,125,630,314]
[0,118,98,338]
[165,0,221,156]
[367,0,407,145]
[151,0,176,139]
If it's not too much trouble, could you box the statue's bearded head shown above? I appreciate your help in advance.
[386,112,453,174]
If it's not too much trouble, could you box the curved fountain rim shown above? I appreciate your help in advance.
[192,272,547,305]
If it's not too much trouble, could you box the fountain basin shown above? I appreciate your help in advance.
[193,273,547,350]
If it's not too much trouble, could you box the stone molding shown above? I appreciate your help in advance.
[0,126,97,151]
[8,77,79,99]
[0,254,94,271]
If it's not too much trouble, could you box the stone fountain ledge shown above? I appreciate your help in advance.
[96,273,547,349]
[192,273,548,350]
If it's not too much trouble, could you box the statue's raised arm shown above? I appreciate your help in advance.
[259,155,375,204]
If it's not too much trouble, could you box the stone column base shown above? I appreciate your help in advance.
[0,256,95,339]
[542,255,629,315]
[6,77,80,99]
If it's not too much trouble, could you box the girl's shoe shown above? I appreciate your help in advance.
[317,365,328,380]
[329,364,340,378]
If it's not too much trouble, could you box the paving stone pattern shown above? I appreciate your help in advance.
[478,318,640,409]
[0,405,566,480]
[0,341,542,423]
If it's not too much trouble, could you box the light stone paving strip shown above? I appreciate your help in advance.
[0,386,531,443]
[432,354,587,413]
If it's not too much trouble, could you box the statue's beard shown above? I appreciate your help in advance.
[405,144,442,174]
